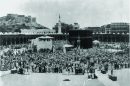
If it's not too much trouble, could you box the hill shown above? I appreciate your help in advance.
[0,14,48,32]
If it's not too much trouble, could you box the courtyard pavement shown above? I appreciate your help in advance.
[0,69,129,86]
[96,68,130,86]
[0,73,104,86]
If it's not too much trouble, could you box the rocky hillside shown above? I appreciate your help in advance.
[0,14,48,32]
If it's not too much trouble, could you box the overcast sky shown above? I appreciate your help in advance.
[0,0,129,28]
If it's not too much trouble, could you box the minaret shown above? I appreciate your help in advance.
[58,14,62,34]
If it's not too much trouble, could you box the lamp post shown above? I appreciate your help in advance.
[128,26,130,58]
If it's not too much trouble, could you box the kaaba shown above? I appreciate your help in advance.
[68,30,92,49]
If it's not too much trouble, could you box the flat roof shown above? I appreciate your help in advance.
[38,36,53,39]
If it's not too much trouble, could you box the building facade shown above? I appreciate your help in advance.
[21,28,55,34]
[31,36,53,50]
[103,22,129,33]
[84,27,102,33]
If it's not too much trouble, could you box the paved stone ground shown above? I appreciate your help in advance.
[84,79,105,86]
[96,68,130,86]
[96,70,120,86]
[1,69,129,86]
[1,73,104,86]
[115,69,130,86]
[0,71,10,77]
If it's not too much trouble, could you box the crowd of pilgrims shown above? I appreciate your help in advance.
[0,45,130,77]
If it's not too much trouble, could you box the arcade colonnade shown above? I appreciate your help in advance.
[0,33,129,46]
[0,34,68,46]
[93,33,129,43]
[0,35,37,46]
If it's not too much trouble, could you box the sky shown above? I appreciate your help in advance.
[0,0,130,28]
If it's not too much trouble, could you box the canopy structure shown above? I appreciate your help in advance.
[63,44,73,48]
[93,40,100,44]
[105,49,123,53]
[38,36,53,39]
